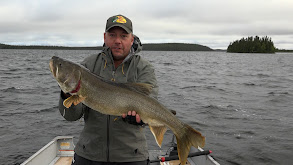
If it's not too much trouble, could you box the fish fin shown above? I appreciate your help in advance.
[73,95,86,106]
[175,124,205,165]
[103,79,153,96]
[149,125,167,148]
[63,95,85,108]
[125,83,153,95]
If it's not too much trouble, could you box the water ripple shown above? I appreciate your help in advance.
[1,50,293,165]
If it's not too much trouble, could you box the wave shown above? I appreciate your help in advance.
[7,68,22,72]
[26,67,39,71]
[1,87,35,93]
[1,106,58,116]
[2,87,18,92]
[202,104,237,111]
[189,120,208,128]
[180,85,200,90]
[162,62,173,66]
[255,73,270,78]
[243,82,256,86]
[268,91,289,95]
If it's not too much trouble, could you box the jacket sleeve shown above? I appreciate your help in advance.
[58,92,84,121]
[136,57,158,99]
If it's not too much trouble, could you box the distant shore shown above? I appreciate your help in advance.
[1,43,291,52]
[0,43,215,51]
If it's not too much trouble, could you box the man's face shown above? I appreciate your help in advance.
[104,27,134,61]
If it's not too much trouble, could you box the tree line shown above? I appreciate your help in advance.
[0,43,102,50]
[143,43,213,51]
[0,43,213,51]
[227,36,276,53]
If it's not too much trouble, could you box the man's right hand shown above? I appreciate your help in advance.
[122,111,145,126]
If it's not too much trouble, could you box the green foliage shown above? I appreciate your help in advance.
[275,48,293,52]
[227,36,276,53]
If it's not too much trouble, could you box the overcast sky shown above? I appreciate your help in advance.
[1,0,292,49]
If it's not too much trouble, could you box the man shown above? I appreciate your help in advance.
[58,15,158,165]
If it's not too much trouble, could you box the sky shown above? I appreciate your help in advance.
[0,0,292,49]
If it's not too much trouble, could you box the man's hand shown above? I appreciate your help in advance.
[122,111,144,126]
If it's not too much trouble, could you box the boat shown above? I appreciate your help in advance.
[21,136,220,165]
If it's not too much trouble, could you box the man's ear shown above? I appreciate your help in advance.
[131,34,134,45]
[104,33,107,47]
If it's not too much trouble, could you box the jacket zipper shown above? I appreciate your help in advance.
[111,71,116,81]
[107,115,110,162]
[107,61,118,161]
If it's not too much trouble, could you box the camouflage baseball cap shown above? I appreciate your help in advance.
[105,15,133,33]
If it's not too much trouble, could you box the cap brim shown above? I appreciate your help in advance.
[106,24,132,34]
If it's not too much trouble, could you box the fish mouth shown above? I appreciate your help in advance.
[49,59,56,77]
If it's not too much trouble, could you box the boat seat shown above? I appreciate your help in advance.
[54,157,73,165]
[160,160,191,165]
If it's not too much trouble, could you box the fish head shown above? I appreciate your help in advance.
[49,56,81,94]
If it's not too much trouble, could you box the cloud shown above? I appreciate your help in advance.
[0,0,292,49]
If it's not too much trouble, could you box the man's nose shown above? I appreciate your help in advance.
[114,36,122,44]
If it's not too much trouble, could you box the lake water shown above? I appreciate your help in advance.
[0,49,292,165]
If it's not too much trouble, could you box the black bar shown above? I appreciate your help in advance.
[150,150,211,163]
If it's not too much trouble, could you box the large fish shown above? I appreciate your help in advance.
[49,56,205,164]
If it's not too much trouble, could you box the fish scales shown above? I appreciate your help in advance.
[49,56,205,164]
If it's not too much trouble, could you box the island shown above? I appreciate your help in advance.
[227,36,276,53]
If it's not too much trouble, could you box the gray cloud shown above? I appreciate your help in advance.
[0,0,292,49]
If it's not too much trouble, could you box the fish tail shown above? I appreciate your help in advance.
[175,123,205,164]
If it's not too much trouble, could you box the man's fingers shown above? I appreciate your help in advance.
[136,114,141,123]
[122,111,143,125]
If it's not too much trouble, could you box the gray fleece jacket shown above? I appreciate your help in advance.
[58,36,158,162]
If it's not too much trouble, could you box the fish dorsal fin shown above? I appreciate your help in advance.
[124,83,153,95]
[63,95,86,108]
[99,77,153,96]
[149,125,167,148]
[83,65,153,95]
